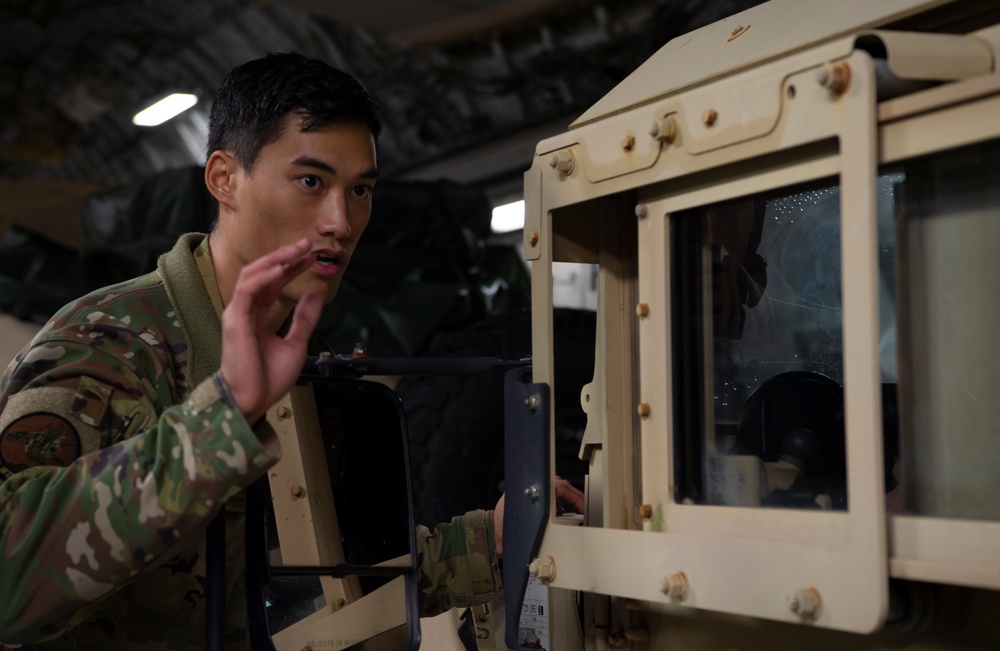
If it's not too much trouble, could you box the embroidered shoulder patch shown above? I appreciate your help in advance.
[0,412,82,472]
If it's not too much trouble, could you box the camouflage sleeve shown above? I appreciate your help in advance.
[0,342,280,644]
[415,509,503,617]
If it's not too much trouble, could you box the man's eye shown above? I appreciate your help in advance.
[352,185,373,199]
[300,175,320,189]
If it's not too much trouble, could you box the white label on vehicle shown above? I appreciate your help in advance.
[517,574,549,649]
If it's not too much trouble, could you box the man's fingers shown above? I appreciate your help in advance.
[283,290,324,348]
[228,239,314,310]
[555,477,586,514]
[244,238,312,274]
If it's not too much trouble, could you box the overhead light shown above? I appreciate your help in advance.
[132,93,198,127]
[491,199,525,233]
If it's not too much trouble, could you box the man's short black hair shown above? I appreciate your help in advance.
[206,51,382,173]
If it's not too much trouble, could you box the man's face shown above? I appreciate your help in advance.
[222,115,377,306]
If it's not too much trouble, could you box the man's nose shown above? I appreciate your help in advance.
[316,194,351,239]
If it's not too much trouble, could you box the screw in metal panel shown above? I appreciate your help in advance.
[528,556,556,582]
[639,504,653,519]
[336,598,347,608]
[276,406,291,420]
[816,62,851,95]
[620,135,635,151]
[290,485,305,499]
[636,303,650,318]
[702,109,718,127]
[788,587,822,620]
[524,394,541,412]
[637,402,651,418]
[635,203,649,219]
[661,571,690,601]
[548,150,575,175]
[649,115,678,143]
[524,484,541,502]
[528,231,540,247]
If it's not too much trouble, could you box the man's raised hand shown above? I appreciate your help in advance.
[220,238,323,425]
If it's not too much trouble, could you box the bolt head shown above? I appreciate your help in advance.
[650,115,678,143]
[816,62,850,94]
[649,115,677,143]
[660,572,689,601]
[528,556,557,582]
[548,150,574,174]
[787,588,822,619]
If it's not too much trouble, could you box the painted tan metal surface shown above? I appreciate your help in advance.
[271,575,407,650]
[861,30,993,80]
[572,0,958,127]
[267,387,361,614]
[527,44,891,633]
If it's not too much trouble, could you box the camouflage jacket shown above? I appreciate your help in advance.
[0,233,502,649]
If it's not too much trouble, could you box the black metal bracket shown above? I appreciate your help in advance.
[502,367,550,651]
[302,353,529,379]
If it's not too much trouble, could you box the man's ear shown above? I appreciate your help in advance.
[205,151,239,210]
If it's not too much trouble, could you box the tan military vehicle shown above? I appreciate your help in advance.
[491,0,1000,648]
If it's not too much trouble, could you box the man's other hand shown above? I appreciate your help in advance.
[493,476,585,558]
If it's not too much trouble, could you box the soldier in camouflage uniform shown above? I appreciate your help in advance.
[0,53,511,649]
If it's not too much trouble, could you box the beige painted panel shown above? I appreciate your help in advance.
[531,49,888,634]
[573,0,955,127]
[267,387,361,607]
[272,576,407,650]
